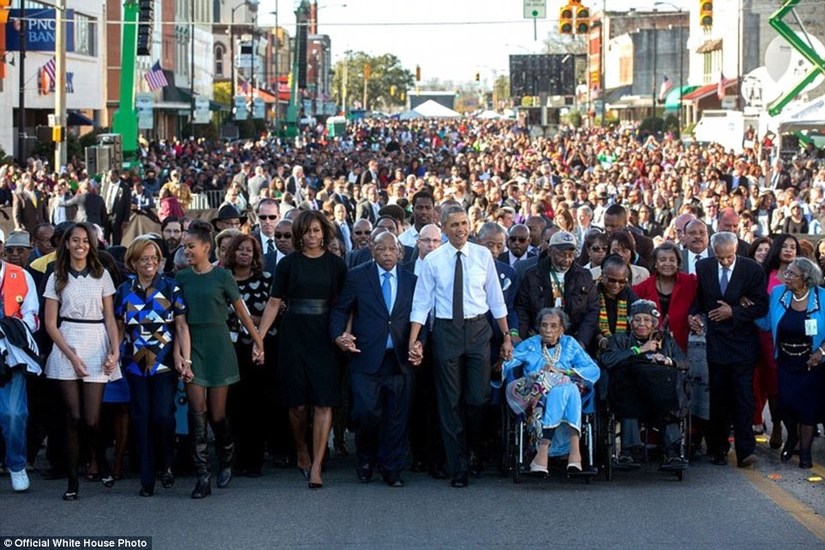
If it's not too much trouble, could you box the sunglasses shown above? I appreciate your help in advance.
[508,236,528,243]
[353,230,370,235]
[258,215,279,220]
[589,246,606,252]
[273,232,292,239]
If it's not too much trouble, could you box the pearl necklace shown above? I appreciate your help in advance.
[792,290,810,302]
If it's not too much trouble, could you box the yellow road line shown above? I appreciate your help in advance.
[756,440,825,479]
[735,451,825,543]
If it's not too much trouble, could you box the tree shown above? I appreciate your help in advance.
[542,33,587,55]
[493,75,510,109]
[331,52,414,112]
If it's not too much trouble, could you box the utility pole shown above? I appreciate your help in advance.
[16,1,26,165]
[54,0,67,168]
[189,0,195,139]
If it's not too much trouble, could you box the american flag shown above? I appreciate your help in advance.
[144,61,168,91]
[658,74,674,101]
[42,57,56,84]
[717,72,730,101]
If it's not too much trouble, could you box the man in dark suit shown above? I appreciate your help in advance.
[689,231,768,468]
[59,180,108,226]
[602,204,654,270]
[356,184,381,224]
[359,159,379,187]
[331,232,418,488]
[13,176,48,234]
[497,224,535,267]
[331,178,355,223]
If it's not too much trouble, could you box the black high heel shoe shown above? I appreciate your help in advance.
[781,437,798,462]
[160,468,175,489]
[101,475,115,488]
[308,480,323,489]
[297,465,311,481]
[799,449,813,469]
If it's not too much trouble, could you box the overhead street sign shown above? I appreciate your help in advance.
[524,0,546,19]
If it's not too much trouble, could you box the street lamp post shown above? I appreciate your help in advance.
[654,1,684,131]
[270,5,279,131]
[231,0,259,102]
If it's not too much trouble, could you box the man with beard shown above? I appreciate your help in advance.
[161,217,183,274]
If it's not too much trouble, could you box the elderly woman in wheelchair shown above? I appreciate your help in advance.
[501,307,600,475]
[600,299,690,470]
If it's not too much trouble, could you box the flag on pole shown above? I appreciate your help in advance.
[144,61,168,91]
[717,72,729,101]
[42,57,56,84]
[658,74,674,101]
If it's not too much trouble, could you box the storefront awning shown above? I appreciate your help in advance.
[67,110,97,127]
[696,39,723,54]
[664,85,699,110]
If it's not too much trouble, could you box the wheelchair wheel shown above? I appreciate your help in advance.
[605,414,615,482]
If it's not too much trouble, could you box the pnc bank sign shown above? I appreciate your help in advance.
[5,9,75,52]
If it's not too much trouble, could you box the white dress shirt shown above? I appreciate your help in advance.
[410,241,507,325]
[398,226,420,248]
[717,258,736,290]
[688,249,709,275]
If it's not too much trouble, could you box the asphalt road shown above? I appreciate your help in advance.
[2,435,824,550]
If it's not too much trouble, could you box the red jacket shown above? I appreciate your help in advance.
[633,271,697,352]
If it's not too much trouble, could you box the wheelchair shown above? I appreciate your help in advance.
[498,365,600,484]
[598,361,692,482]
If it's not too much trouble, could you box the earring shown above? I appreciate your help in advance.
[320,239,325,248]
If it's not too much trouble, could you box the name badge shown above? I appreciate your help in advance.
[805,319,818,336]
[229,331,239,343]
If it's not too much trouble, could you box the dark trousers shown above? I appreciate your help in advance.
[127,371,177,489]
[409,343,445,469]
[708,361,756,460]
[432,318,492,476]
[351,350,412,475]
[228,343,268,473]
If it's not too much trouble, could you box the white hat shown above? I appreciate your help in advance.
[0,229,5,243]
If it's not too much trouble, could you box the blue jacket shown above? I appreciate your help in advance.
[755,285,825,358]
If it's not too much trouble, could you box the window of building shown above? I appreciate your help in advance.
[215,44,225,77]
[74,12,96,56]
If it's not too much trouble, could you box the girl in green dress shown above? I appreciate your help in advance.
[176,219,264,499]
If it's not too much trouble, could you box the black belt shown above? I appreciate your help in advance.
[59,317,104,324]
[436,314,486,323]
[288,299,329,315]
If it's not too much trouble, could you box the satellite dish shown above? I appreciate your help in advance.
[764,36,825,93]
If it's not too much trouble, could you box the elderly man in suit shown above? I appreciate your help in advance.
[689,231,768,468]
[331,232,418,488]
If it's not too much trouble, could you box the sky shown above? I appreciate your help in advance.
[256,0,690,85]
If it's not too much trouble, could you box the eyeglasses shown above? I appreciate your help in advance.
[605,277,628,285]
[258,215,279,220]
[589,246,606,252]
[508,236,528,243]
[137,256,160,265]
[273,232,292,239]
[784,269,801,279]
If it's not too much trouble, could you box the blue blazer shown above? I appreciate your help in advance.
[756,285,825,358]
[330,261,418,375]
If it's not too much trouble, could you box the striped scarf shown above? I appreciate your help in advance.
[598,293,628,337]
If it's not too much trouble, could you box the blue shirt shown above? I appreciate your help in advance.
[115,274,187,376]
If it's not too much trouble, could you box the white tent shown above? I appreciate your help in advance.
[777,96,825,133]
[410,99,461,118]
[398,109,424,120]
[476,110,502,120]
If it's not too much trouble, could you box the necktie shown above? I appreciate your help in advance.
[382,272,393,312]
[693,254,702,274]
[720,267,730,295]
[266,238,275,254]
[453,251,464,328]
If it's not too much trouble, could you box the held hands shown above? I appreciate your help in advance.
[408,340,423,366]
[70,354,89,377]
[500,339,514,362]
[103,351,119,375]
[335,332,361,354]
[638,338,660,354]
[688,315,705,335]
[252,344,265,365]
[708,300,733,322]
[807,348,824,370]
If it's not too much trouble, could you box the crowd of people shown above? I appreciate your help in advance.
[0,116,824,499]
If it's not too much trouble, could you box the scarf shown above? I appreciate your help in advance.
[598,293,628,337]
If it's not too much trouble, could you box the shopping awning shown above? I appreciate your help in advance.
[696,39,723,54]
[67,110,97,127]
[682,79,738,102]
[664,85,699,110]
[603,85,633,104]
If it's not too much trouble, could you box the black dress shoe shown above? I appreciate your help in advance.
[383,472,405,488]
[139,485,154,497]
[410,461,427,473]
[160,468,175,489]
[711,454,728,466]
[356,465,373,483]
[781,438,798,462]
[737,454,758,468]
[469,453,483,477]
[297,465,311,481]
[308,481,324,489]
[429,467,449,480]
[450,472,468,488]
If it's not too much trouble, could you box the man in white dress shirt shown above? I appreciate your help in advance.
[681,219,714,275]
[408,205,513,488]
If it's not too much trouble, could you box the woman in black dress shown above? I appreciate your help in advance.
[224,234,273,477]
[259,211,347,488]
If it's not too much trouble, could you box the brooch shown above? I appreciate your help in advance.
[15,296,23,304]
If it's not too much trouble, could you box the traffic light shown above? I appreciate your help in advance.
[575,6,590,34]
[559,5,573,34]
[475,72,480,82]
[296,22,308,88]
[415,65,421,81]
[699,1,713,27]
[137,0,153,56]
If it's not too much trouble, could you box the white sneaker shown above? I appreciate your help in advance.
[10,469,30,492]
